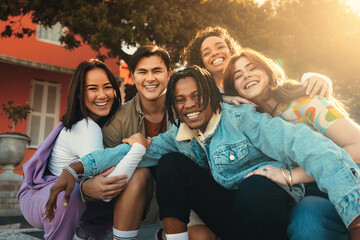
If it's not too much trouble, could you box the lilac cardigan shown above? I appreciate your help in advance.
[18,122,63,198]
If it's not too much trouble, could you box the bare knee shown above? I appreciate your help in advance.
[188,224,217,240]
[125,168,153,194]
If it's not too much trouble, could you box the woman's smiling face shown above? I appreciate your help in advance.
[200,36,231,76]
[84,68,115,122]
[233,56,270,102]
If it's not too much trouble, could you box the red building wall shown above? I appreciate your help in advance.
[0,15,120,74]
[0,62,72,174]
[0,14,131,174]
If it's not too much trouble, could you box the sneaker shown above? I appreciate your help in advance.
[73,226,91,240]
[155,228,166,240]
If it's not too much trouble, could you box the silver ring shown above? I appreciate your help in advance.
[268,172,272,180]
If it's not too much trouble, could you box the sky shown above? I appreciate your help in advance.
[254,0,360,14]
[344,0,360,13]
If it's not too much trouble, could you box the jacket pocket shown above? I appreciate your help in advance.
[213,140,248,165]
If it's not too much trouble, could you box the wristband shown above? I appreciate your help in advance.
[288,169,293,190]
[281,168,292,191]
[63,165,78,180]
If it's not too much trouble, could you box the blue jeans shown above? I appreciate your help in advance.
[288,196,349,240]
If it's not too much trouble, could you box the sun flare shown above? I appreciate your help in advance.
[346,0,360,14]
[255,0,360,14]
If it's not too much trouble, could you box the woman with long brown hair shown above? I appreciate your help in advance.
[18,59,150,239]
[223,48,360,240]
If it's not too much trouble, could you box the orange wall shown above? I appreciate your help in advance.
[0,62,71,133]
[120,61,133,85]
[0,14,133,175]
[0,62,72,174]
[0,15,120,75]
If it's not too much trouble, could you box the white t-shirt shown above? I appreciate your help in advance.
[48,118,103,176]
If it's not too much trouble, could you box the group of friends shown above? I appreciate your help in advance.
[18,26,360,240]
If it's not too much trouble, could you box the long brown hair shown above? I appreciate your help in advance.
[223,48,348,115]
[62,59,122,129]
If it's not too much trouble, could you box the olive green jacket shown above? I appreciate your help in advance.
[102,93,169,148]
[80,93,169,201]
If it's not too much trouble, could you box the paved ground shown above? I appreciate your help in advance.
[0,215,160,240]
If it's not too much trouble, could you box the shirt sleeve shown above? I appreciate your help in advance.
[80,124,179,177]
[282,96,344,134]
[102,143,147,202]
[237,104,346,168]
[106,143,146,180]
[301,72,333,88]
[71,119,104,158]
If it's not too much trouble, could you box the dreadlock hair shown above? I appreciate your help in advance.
[62,59,121,129]
[166,65,222,127]
[182,26,241,68]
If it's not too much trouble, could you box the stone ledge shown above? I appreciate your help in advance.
[0,208,22,217]
[0,179,22,216]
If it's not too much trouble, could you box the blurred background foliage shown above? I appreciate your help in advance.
[1,0,359,120]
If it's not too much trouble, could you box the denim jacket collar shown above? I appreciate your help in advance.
[176,110,222,142]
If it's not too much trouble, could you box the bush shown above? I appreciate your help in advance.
[1,100,32,132]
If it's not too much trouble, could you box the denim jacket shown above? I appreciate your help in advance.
[81,103,360,227]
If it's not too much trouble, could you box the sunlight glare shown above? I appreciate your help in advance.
[254,0,360,14]
[346,0,360,14]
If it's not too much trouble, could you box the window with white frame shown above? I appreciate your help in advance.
[36,22,65,45]
[27,80,61,148]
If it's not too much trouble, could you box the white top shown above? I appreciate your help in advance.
[106,142,146,180]
[48,118,104,176]
[103,142,146,202]
[300,72,332,87]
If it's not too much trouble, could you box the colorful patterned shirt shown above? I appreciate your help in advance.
[275,96,344,134]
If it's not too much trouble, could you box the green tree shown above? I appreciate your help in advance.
[0,0,260,66]
[255,0,360,120]
[2,0,358,119]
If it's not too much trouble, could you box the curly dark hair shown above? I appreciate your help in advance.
[182,26,241,68]
[165,66,222,127]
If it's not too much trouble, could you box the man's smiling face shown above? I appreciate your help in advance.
[132,55,170,102]
[174,76,213,133]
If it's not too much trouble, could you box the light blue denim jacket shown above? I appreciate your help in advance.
[80,103,360,227]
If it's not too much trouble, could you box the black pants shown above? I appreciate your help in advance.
[156,152,294,240]
[304,182,329,199]
[235,173,294,240]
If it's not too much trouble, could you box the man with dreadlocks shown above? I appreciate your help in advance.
[46,66,360,240]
